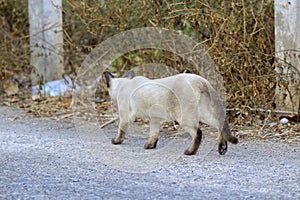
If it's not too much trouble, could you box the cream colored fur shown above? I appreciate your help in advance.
[104,71,238,155]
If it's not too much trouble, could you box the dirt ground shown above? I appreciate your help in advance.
[0,106,299,199]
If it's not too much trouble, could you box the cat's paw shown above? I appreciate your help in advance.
[184,148,197,155]
[218,141,228,155]
[144,138,158,149]
[111,138,123,145]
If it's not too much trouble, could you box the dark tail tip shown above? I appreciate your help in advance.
[228,136,238,144]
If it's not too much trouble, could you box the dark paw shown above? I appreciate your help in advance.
[144,139,158,149]
[184,148,196,155]
[218,141,228,155]
[111,138,123,145]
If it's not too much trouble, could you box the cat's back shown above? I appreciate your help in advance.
[155,73,205,84]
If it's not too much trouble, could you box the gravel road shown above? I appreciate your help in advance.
[0,106,299,199]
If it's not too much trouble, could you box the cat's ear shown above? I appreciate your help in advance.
[124,70,135,79]
[103,71,114,88]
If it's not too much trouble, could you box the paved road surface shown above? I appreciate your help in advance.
[0,106,299,199]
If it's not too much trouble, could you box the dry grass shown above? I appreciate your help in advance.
[0,0,299,142]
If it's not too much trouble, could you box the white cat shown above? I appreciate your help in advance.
[104,70,238,155]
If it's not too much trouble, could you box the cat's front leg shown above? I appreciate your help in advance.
[144,117,160,149]
[111,117,128,145]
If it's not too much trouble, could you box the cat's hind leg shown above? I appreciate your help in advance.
[218,134,228,155]
[144,117,160,149]
[218,119,238,155]
[183,126,202,155]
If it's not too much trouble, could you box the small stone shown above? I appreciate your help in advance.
[280,118,289,124]
[71,178,79,182]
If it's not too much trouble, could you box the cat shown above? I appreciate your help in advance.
[104,70,238,155]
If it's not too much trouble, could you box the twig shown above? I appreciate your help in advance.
[260,109,271,132]
[55,113,74,121]
[242,0,246,44]
[100,116,118,129]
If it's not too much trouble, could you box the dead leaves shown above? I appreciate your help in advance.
[2,96,73,118]
[229,108,300,144]
[3,81,19,96]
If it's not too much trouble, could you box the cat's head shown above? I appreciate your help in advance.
[103,70,135,99]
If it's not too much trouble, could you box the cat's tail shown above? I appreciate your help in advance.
[197,76,238,144]
[221,118,238,144]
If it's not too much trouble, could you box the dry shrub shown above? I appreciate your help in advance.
[0,0,277,111]
[1,0,299,142]
[62,0,276,111]
[0,0,31,96]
